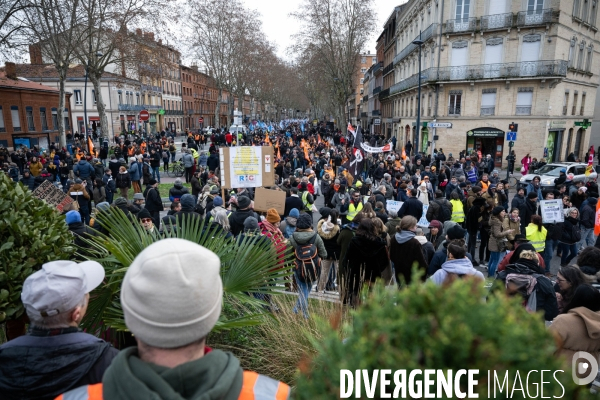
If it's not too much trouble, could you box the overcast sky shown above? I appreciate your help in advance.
[243,0,406,60]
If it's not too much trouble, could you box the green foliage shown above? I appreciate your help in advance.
[295,280,595,399]
[79,207,294,337]
[0,174,74,322]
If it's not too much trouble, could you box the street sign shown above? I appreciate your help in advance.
[427,122,452,128]
[374,118,381,125]
[506,131,517,141]
[139,110,150,121]
[575,119,591,128]
[198,117,204,124]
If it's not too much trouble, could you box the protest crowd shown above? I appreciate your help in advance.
[1,121,600,399]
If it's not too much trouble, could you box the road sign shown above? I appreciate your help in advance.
[198,117,204,124]
[427,122,452,128]
[506,131,517,141]
[374,118,381,125]
[575,118,591,128]
[139,110,150,121]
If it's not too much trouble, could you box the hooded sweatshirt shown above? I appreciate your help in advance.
[549,307,600,368]
[390,230,428,285]
[430,258,484,285]
[102,347,243,400]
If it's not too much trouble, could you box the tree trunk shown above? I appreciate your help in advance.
[57,71,67,147]
[89,74,110,141]
[227,96,233,127]
[215,88,222,129]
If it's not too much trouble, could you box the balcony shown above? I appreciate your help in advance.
[165,110,184,115]
[187,109,194,115]
[373,86,382,95]
[362,95,369,102]
[118,104,146,112]
[516,106,532,115]
[435,60,567,81]
[372,62,382,74]
[444,17,477,34]
[393,23,438,66]
[517,9,553,27]
[481,13,513,31]
[372,110,381,116]
[448,106,461,115]
[480,106,495,116]
[141,84,162,93]
[383,63,394,75]
[146,105,161,110]
[378,88,390,100]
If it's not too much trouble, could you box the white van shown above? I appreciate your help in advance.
[229,125,247,135]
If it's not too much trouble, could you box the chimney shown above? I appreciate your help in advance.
[5,62,17,80]
[145,32,154,41]
[136,28,142,36]
[158,38,162,45]
[29,44,43,64]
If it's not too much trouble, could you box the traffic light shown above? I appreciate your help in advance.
[509,141,515,147]
[508,122,518,132]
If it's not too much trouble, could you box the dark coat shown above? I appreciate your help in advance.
[427,242,474,276]
[229,209,259,237]
[390,232,428,285]
[340,235,389,302]
[143,186,164,213]
[284,195,304,218]
[559,216,580,245]
[68,221,97,249]
[398,197,424,220]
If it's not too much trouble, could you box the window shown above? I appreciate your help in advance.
[480,89,496,116]
[592,0,598,26]
[118,91,123,104]
[574,0,581,18]
[92,90,97,104]
[74,90,82,105]
[361,68,367,73]
[64,109,70,130]
[40,108,48,131]
[455,0,470,20]
[578,41,586,70]
[360,78,364,84]
[586,45,593,71]
[51,108,58,129]
[448,91,461,115]
[563,91,569,115]
[568,37,576,68]
[361,56,366,63]
[11,106,20,131]
[428,94,432,115]
[572,92,579,115]
[136,93,140,105]
[0,106,5,132]
[372,58,377,64]
[516,88,533,115]
[580,92,586,115]
[583,0,590,23]
[26,106,35,131]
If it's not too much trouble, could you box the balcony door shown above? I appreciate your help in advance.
[483,38,503,78]
[455,0,471,29]
[489,0,507,15]
[520,35,541,76]
[451,42,469,80]
[526,0,544,23]
[486,0,508,28]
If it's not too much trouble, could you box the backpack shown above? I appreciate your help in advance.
[293,234,321,283]
[435,199,452,223]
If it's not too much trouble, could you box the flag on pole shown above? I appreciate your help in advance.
[586,164,594,176]
[87,136,95,157]
[277,147,281,159]
[343,125,364,179]
[347,123,355,137]
[401,147,407,160]
[589,146,595,165]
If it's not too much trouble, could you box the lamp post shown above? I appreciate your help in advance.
[83,49,103,150]
[413,32,423,155]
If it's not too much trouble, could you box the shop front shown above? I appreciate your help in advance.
[546,120,566,163]
[12,133,53,151]
[465,127,505,167]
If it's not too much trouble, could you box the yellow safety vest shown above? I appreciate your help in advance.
[525,224,547,253]
[301,191,312,211]
[450,199,465,222]
[347,201,364,221]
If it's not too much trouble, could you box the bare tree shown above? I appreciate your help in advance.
[22,0,84,146]
[291,0,375,129]
[0,0,31,55]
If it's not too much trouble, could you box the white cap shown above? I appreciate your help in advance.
[22,261,105,317]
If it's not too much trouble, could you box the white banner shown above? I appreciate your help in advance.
[360,142,392,153]
[540,199,564,223]
[386,200,403,214]
[417,204,430,228]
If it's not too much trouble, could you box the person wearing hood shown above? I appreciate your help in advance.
[0,259,117,400]
[169,178,190,202]
[494,244,559,323]
[317,209,341,292]
[331,184,351,223]
[229,196,258,237]
[127,156,142,194]
[339,217,388,307]
[430,239,484,285]
[280,208,299,239]
[70,178,91,224]
[415,227,436,264]
[549,284,600,370]
[57,239,290,400]
[190,170,203,199]
[578,196,597,251]
[558,207,581,266]
[398,188,423,221]
[390,216,428,286]
[426,220,444,251]
[175,193,203,227]
[143,179,164,228]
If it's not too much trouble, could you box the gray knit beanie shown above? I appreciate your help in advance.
[120,239,222,348]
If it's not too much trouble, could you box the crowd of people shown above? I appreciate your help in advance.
[1,122,600,398]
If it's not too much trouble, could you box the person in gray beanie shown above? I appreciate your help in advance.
[229,196,258,236]
[175,193,203,227]
[57,238,290,399]
[236,216,269,247]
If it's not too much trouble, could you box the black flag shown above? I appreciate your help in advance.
[344,126,364,179]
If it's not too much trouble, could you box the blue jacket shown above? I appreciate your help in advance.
[199,154,208,167]
[74,160,95,179]
[525,182,543,201]
[128,161,142,181]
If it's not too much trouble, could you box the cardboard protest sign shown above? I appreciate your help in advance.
[253,187,286,215]
[32,180,74,212]
[219,146,274,189]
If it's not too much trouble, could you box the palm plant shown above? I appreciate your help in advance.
[78,207,293,339]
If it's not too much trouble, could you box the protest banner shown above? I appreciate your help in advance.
[32,180,74,212]
[219,146,274,189]
[386,200,403,214]
[540,199,564,223]
[254,187,286,215]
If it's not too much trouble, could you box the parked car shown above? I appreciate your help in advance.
[519,162,597,189]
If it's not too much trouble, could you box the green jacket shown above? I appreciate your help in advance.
[289,230,327,259]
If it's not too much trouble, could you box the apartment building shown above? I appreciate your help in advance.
[380,0,600,166]
[350,53,377,126]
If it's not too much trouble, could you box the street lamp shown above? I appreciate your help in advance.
[413,32,423,155]
[84,49,103,148]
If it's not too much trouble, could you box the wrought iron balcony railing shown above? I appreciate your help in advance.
[363,95,369,102]
[480,106,495,116]
[517,8,553,27]
[445,17,477,34]
[435,60,567,81]
[481,13,513,31]
[118,104,146,111]
[372,110,381,116]
[383,63,394,75]
[393,23,438,66]
[373,86,382,95]
[140,84,162,93]
[515,106,532,115]
[378,88,390,100]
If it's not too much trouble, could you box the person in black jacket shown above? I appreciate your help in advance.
[0,258,118,400]
[465,197,487,261]
[229,195,258,236]
[579,197,597,251]
[537,191,563,273]
[558,207,581,266]
[143,179,164,228]
[520,192,538,234]
[398,189,423,221]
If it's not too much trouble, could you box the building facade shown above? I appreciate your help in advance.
[379,0,600,166]
[0,63,73,149]
[351,53,377,126]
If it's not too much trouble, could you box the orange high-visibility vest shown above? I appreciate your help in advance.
[56,371,290,400]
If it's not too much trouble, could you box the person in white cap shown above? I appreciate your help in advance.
[0,260,116,400]
[57,238,290,400]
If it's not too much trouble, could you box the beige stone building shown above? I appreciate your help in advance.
[380,0,600,167]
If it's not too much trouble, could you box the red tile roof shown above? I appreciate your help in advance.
[0,71,60,93]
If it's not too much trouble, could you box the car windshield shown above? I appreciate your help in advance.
[535,165,563,177]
